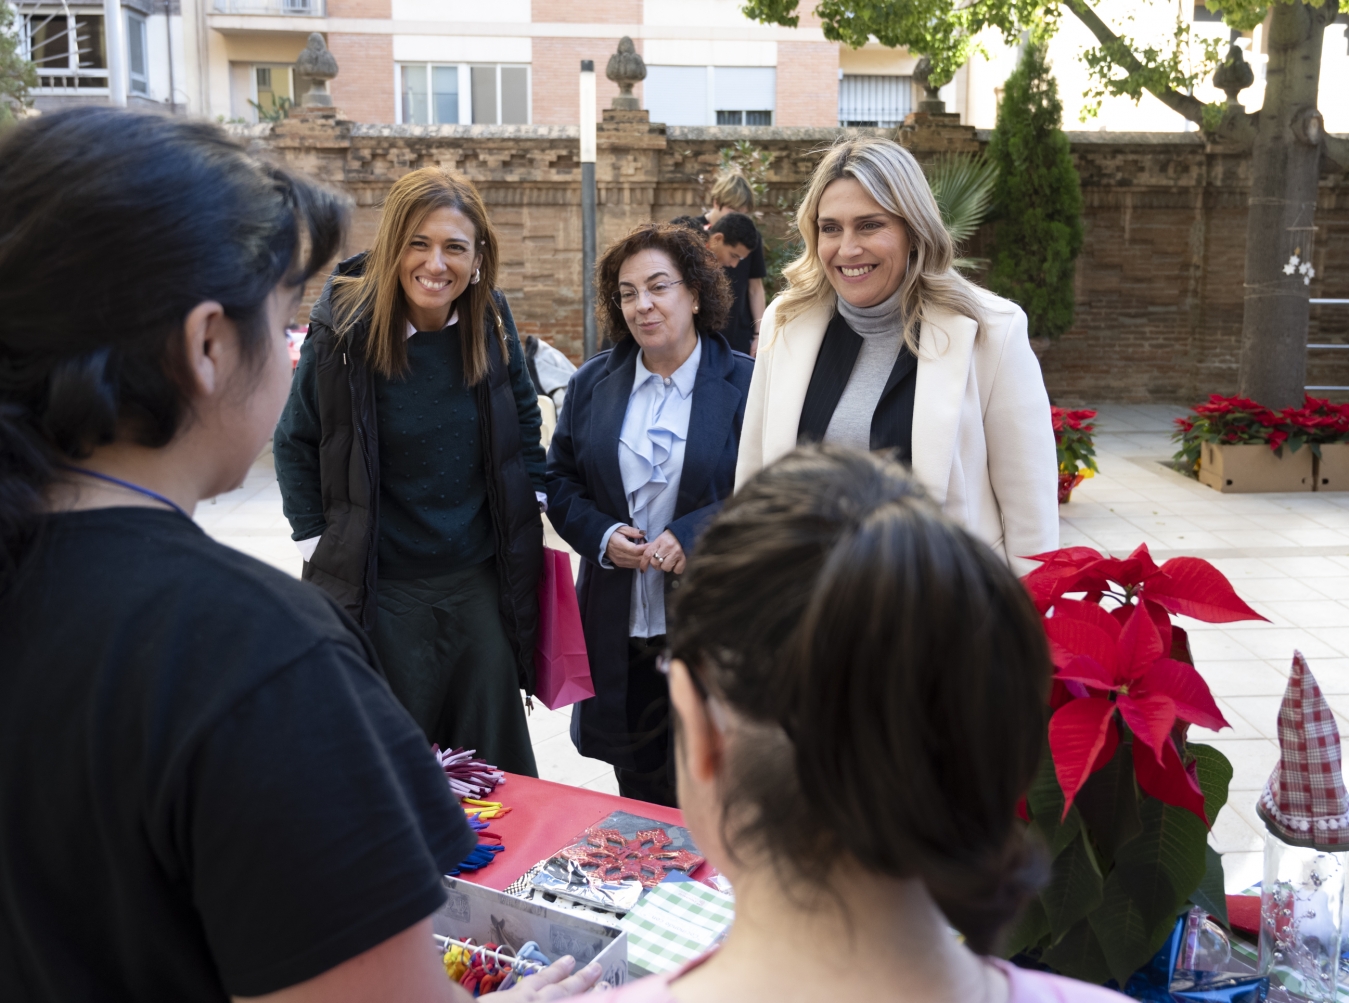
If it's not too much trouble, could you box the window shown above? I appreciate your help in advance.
[401,64,459,124]
[252,64,294,120]
[1192,1,1223,20]
[126,11,148,95]
[713,66,774,127]
[645,65,707,125]
[838,74,912,128]
[398,63,528,125]
[22,9,108,91]
[716,110,772,125]
[646,65,775,126]
[471,64,528,124]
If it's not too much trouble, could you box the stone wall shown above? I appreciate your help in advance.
[241,107,1349,404]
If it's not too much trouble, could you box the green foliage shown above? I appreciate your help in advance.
[717,140,773,206]
[924,152,999,271]
[741,0,1039,92]
[1011,736,1232,987]
[0,0,38,127]
[1075,11,1225,121]
[986,43,1083,340]
[762,234,802,300]
[249,95,293,123]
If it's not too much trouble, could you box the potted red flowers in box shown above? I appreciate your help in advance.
[1007,544,1266,988]
[1172,394,1349,493]
[1053,407,1098,504]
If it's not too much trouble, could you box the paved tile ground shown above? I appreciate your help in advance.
[196,404,1349,890]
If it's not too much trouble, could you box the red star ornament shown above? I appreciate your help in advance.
[557,826,704,888]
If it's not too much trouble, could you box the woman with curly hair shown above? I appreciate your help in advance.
[546,223,752,805]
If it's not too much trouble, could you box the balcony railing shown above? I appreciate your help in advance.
[212,0,325,16]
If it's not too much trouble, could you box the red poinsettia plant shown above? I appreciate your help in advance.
[1173,394,1349,475]
[1006,544,1266,988]
[1052,407,1098,504]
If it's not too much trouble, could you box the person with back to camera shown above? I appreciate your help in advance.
[546,223,752,806]
[587,445,1125,1003]
[274,167,545,776]
[0,108,597,1002]
[735,135,1058,573]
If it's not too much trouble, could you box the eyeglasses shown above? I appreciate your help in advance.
[657,648,710,702]
[613,279,685,308]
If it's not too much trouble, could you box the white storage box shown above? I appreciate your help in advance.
[433,876,628,987]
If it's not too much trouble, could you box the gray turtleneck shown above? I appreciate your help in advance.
[823,287,905,450]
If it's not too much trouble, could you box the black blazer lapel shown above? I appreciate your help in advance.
[797,311,861,443]
[588,340,638,522]
[676,335,740,519]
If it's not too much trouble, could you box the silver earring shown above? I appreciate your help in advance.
[471,268,480,284]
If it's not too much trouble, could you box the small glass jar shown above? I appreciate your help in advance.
[1260,835,1348,1001]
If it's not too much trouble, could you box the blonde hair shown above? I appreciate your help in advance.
[771,136,984,355]
[332,167,505,383]
[710,172,755,212]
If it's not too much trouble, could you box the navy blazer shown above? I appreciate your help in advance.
[545,332,753,767]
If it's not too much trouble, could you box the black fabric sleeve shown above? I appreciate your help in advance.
[185,642,475,997]
[498,295,548,493]
[273,331,329,541]
[749,237,767,280]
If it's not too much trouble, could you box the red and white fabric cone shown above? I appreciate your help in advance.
[1257,651,1349,850]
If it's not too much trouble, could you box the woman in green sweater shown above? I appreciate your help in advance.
[274,168,546,776]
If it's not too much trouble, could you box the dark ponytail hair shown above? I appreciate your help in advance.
[668,446,1052,953]
[0,107,348,589]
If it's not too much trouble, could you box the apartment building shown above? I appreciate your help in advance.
[16,0,1348,132]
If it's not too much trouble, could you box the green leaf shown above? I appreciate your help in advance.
[1042,917,1116,985]
[1089,873,1183,986]
[1041,829,1105,939]
[1107,796,1209,950]
[1036,805,1083,860]
[1027,746,1065,823]
[1001,894,1051,958]
[1074,737,1142,865]
[1190,845,1229,928]
[1188,743,1233,826]
[925,152,999,244]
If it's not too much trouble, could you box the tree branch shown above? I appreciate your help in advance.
[1060,0,1209,127]
[1326,134,1349,172]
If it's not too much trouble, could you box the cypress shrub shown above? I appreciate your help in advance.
[987,42,1084,340]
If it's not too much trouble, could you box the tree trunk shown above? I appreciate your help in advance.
[1236,0,1335,408]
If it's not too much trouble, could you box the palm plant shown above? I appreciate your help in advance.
[924,152,999,271]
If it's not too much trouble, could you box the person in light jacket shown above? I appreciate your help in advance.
[546,223,752,806]
[735,136,1058,573]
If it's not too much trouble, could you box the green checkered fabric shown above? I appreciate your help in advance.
[619,881,734,976]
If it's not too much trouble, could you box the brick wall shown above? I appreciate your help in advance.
[530,0,641,22]
[532,37,643,126]
[248,113,1349,401]
[327,35,394,125]
[774,41,838,127]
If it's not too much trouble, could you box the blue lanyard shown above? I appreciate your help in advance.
[59,465,191,520]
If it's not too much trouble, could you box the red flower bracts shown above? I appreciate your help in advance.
[1173,394,1349,474]
[1025,544,1266,824]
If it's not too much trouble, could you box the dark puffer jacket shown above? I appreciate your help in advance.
[274,254,545,692]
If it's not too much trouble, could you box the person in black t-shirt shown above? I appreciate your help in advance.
[670,210,764,357]
[0,108,599,1003]
[704,172,767,355]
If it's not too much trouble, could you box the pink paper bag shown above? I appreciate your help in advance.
[534,547,595,710]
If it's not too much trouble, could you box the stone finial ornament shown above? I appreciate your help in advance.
[295,32,339,107]
[912,56,946,115]
[606,36,646,111]
[1213,42,1254,107]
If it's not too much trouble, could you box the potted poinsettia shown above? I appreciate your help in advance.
[1007,544,1267,989]
[1052,407,1098,504]
[1170,394,1349,493]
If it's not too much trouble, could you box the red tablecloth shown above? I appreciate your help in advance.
[459,773,700,891]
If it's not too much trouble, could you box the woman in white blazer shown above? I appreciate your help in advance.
[735,136,1058,573]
